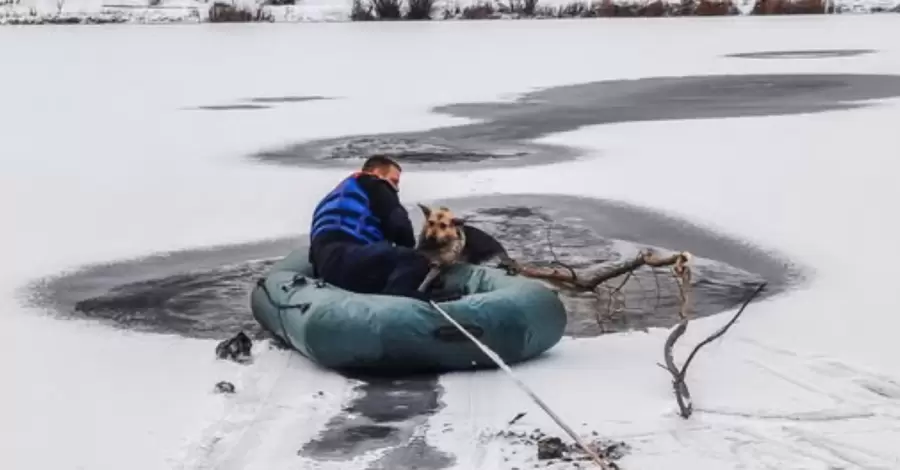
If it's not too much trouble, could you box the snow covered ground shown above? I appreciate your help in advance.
[5,15,900,470]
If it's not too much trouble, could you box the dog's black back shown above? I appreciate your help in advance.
[459,225,513,266]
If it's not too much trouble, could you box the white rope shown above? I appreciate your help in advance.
[428,300,615,469]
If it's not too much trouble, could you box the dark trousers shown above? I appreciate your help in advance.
[310,239,431,301]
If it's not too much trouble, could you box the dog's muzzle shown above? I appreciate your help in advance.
[419,237,443,249]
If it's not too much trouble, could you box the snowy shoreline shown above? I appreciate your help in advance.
[1,0,898,25]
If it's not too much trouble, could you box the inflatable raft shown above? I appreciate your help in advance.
[250,246,567,372]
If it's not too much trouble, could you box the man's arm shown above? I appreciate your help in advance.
[358,175,417,248]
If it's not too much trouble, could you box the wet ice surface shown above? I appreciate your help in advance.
[28,195,800,341]
[27,238,297,340]
[301,373,455,470]
[191,104,272,111]
[247,95,330,104]
[252,73,900,170]
[188,95,329,111]
[724,49,878,60]
[292,135,540,165]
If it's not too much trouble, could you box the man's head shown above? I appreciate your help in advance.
[361,155,402,190]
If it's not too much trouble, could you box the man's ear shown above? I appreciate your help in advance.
[451,217,467,226]
[417,203,431,218]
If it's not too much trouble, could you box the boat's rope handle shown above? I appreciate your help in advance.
[255,276,311,352]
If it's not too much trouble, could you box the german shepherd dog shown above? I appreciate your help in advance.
[415,204,518,294]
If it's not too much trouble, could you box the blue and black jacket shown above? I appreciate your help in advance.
[309,172,416,249]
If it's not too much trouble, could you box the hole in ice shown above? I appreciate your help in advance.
[26,194,803,340]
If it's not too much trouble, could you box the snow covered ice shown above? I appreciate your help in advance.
[4,15,900,470]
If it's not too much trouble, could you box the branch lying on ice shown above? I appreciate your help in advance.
[506,225,764,420]
[662,281,767,419]
[662,319,692,418]
[511,247,691,330]
[515,250,692,292]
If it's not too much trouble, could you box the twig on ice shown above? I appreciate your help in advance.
[662,281,767,418]
[662,253,694,417]
[663,319,692,417]
[508,412,527,426]
[680,282,767,381]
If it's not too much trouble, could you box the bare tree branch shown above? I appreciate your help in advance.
[663,318,692,417]
[516,250,691,292]
[662,281,767,418]
[678,282,767,381]
[505,226,767,422]
[651,266,663,314]
[544,223,579,282]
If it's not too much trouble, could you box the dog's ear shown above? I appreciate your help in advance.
[451,217,467,226]
[417,203,432,218]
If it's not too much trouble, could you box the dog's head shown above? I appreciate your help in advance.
[417,204,466,250]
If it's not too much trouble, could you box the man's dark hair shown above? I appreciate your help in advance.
[361,155,402,173]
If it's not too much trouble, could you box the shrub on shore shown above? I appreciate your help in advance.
[752,0,826,14]
[0,0,866,26]
[208,2,274,22]
[347,0,840,19]
[407,0,436,18]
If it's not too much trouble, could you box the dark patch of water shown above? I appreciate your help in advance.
[725,49,877,60]
[191,104,271,111]
[70,259,276,339]
[246,95,330,104]
[285,135,534,165]
[251,73,900,169]
[189,96,329,112]
[26,195,801,341]
[27,237,299,339]
[300,373,454,470]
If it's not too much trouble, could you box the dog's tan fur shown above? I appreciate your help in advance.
[415,203,467,292]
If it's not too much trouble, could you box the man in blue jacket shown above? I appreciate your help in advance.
[309,155,431,301]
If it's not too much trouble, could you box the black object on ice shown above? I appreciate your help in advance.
[215,331,253,363]
[214,381,236,394]
[537,436,566,460]
[507,412,527,425]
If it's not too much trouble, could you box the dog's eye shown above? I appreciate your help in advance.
[428,221,435,226]
[439,223,447,230]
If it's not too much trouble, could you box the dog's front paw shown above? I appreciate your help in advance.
[498,259,520,276]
